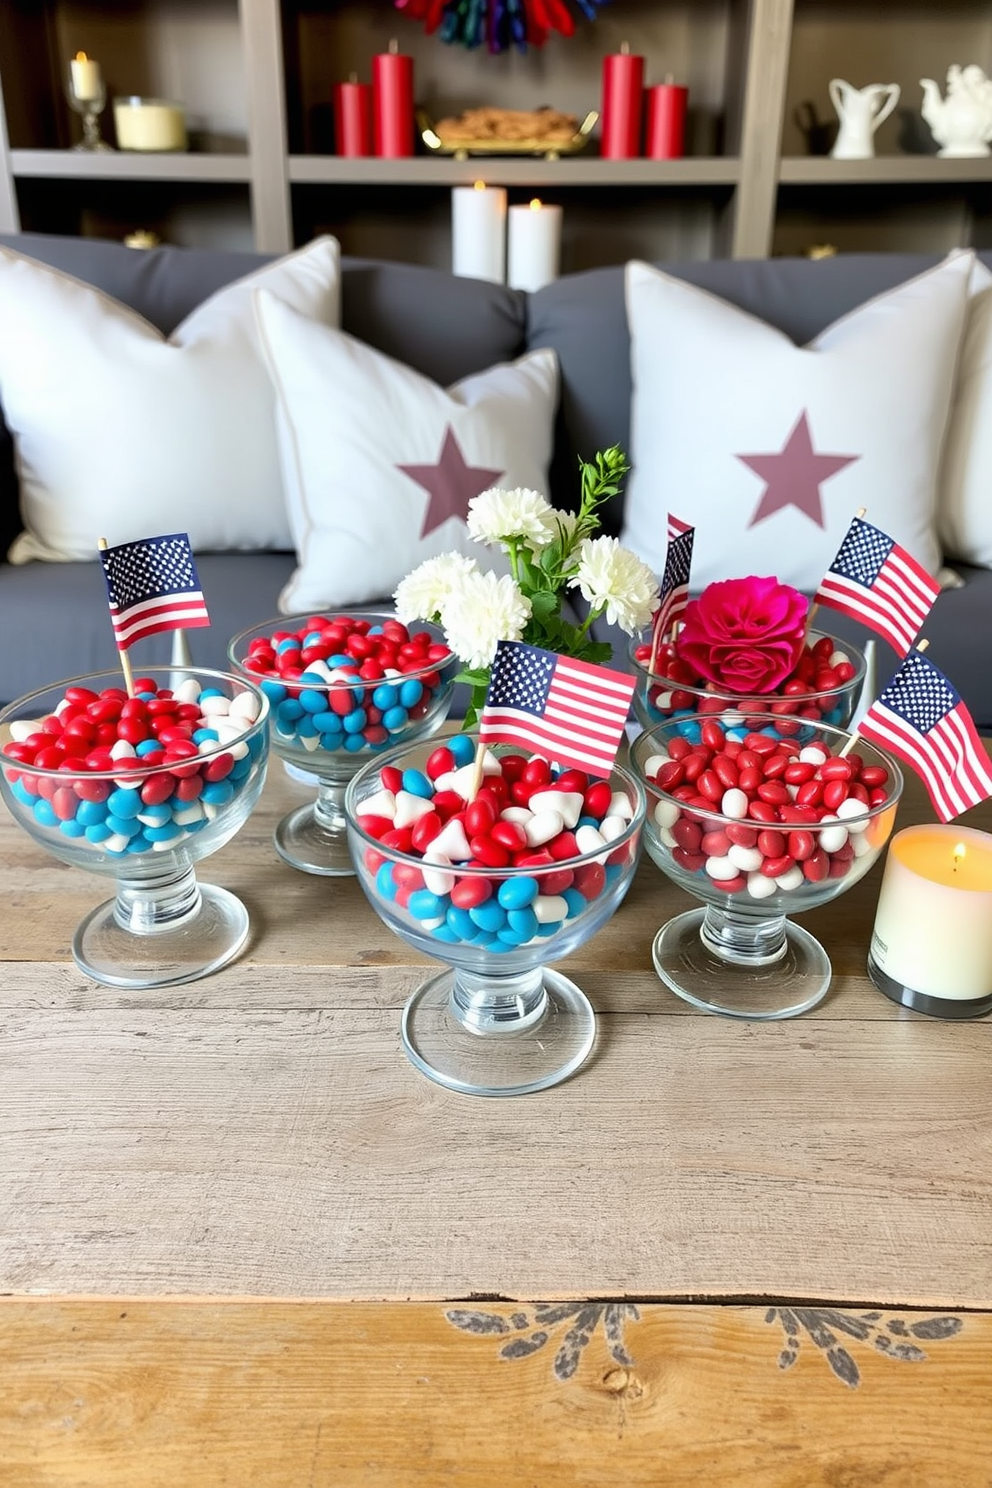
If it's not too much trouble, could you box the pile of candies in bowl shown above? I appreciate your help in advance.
[229,611,458,875]
[345,734,646,1097]
[629,713,902,1021]
[0,667,269,988]
[629,631,867,734]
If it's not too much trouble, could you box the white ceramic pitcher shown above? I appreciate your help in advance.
[829,79,900,160]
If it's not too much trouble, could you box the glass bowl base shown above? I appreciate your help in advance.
[275,802,355,876]
[73,883,250,989]
[652,908,831,1020]
[401,967,597,1097]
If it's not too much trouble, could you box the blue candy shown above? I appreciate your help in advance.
[507,906,539,940]
[448,735,475,766]
[399,678,423,708]
[375,862,397,900]
[382,706,408,733]
[401,768,433,799]
[201,780,235,806]
[497,876,539,910]
[299,689,327,714]
[372,683,398,711]
[469,900,507,934]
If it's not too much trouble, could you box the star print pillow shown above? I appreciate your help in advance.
[253,289,558,612]
[620,253,973,590]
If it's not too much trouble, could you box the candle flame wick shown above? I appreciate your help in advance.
[953,843,966,871]
[473,180,486,191]
[529,198,542,210]
[75,51,89,62]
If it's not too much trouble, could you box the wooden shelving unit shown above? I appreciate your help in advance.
[0,0,989,266]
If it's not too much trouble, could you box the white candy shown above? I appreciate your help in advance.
[836,796,870,832]
[747,871,778,900]
[659,825,677,848]
[799,744,830,764]
[444,757,500,799]
[608,790,634,821]
[230,691,261,722]
[173,803,204,827]
[300,734,321,752]
[105,833,132,854]
[356,788,395,820]
[774,866,805,891]
[829,649,849,667]
[721,787,748,820]
[299,659,334,683]
[199,694,231,717]
[851,833,875,858]
[705,855,740,882]
[575,824,606,856]
[524,809,564,848]
[533,894,568,925]
[110,739,136,760]
[642,753,670,777]
[392,790,435,829]
[655,690,674,708]
[420,916,446,932]
[728,844,763,873]
[599,814,627,843]
[7,719,37,742]
[529,789,583,829]
[500,806,533,826]
[431,818,473,862]
[654,798,679,829]
[172,678,201,704]
[817,815,849,854]
[422,852,456,895]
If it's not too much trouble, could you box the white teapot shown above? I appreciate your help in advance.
[921,64,992,157]
[829,79,900,159]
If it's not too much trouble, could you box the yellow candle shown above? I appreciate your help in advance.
[70,52,102,103]
[869,824,992,1011]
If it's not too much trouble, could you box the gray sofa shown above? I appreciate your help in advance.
[1,232,990,725]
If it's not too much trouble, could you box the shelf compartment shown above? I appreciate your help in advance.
[773,179,992,256]
[14,175,254,251]
[292,180,736,273]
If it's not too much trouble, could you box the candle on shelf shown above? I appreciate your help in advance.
[452,182,507,284]
[113,98,187,152]
[507,198,562,292]
[645,77,689,159]
[600,42,644,159]
[372,38,414,158]
[334,74,372,157]
[868,824,992,1017]
[69,52,102,103]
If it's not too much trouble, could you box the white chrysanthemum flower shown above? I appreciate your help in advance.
[571,535,660,635]
[532,506,581,556]
[441,569,532,670]
[467,486,555,548]
[393,552,478,624]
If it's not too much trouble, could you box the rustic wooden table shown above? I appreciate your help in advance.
[1,761,990,1486]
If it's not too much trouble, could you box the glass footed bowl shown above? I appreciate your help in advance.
[229,611,459,876]
[628,629,868,735]
[0,666,269,988]
[629,712,903,1020]
[345,735,647,1098]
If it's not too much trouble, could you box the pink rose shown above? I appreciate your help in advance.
[676,576,809,695]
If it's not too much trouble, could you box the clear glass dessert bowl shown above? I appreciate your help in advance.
[629,712,903,1020]
[628,629,868,735]
[0,666,269,988]
[345,734,647,1097]
[229,611,458,876]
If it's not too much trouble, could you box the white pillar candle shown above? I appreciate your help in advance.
[507,199,562,292]
[69,53,102,103]
[451,183,507,284]
[869,824,992,1009]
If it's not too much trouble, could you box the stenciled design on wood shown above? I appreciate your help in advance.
[766,1306,964,1387]
[446,1302,965,1389]
[445,1301,640,1381]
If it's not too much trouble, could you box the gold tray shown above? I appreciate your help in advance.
[418,110,598,161]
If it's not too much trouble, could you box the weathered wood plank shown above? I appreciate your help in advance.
[1,1008,989,1303]
[0,1300,988,1488]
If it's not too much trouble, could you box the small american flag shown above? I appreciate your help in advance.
[479,640,636,778]
[99,533,211,650]
[652,513,695,643]
[858,649,992,822]
[814,516,939,657]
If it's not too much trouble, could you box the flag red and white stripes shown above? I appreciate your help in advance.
[99,532,211,649]
[814,516,939,657]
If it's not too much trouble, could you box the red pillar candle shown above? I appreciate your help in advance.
[334,79,372,157]
[372,41,415,158]
[600,44,644,159]
[646,82,688,159]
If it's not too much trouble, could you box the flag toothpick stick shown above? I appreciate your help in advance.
[97,537,136,698]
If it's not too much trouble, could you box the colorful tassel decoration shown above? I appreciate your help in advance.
[395,0,610,53]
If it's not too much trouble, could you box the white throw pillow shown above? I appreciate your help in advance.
[1,237,341,563]
[621,253,973,590]
[253,290,559,612]
[938,259,992,569]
